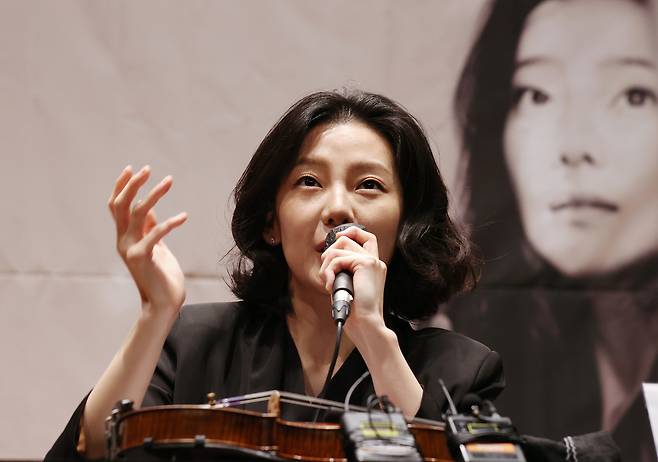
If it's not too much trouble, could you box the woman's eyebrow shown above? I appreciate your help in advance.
[293,158,322,168]
[348,160,392,176]
[514,55,557,71]
[294,157,391,173]
[600,56,656,69]
[515,57,657,72]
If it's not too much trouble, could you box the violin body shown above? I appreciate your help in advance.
[106,391,453,462]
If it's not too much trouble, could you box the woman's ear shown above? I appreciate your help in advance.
[262,210,281,246]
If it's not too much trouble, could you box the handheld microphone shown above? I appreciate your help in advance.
[315,223,367,406]
[324,223,366,325]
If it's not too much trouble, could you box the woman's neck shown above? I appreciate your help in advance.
[286,284,355,396]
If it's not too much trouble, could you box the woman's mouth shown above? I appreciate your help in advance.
[550,196,619,213]
[315,241,327,253]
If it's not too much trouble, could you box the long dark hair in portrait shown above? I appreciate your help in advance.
[230,89,478,320]
[448,1,658,461]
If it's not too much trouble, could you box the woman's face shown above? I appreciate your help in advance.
[504,0,658,276]
[269,121,403,297]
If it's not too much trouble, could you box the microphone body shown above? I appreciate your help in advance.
[324,223,366,324]
[332,272,353,324]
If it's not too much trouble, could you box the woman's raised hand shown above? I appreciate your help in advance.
[108,165,188,318]
[80,166,188,457]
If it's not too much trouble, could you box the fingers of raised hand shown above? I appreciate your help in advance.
[143,209,158,234]
[123,212,186,265]
[108,165,133,211]
[126,175,173,240]
[110,165,151,235]
[139,212,188,257]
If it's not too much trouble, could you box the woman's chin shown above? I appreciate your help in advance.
[538,246,627,278]
[288,274,331,300]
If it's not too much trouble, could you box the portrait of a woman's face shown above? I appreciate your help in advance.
[503,0,658,277]
[446,1,658,460]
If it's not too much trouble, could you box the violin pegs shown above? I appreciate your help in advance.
[207,392,217,406]
[113,399,134,414]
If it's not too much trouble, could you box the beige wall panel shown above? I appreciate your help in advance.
[1,273,232,458]
[0,0,486,457]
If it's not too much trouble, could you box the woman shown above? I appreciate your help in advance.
[47,89,504,459]
[448,1,658,461]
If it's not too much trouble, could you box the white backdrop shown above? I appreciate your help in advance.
[0,1,486,457]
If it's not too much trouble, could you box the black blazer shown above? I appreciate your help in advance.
[46,301,505,459]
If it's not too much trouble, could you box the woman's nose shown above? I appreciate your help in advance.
[560,151,595,167]
[321,187,354,227]
[558,104,599,168]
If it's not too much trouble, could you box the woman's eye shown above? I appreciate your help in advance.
[622,87,657,107]
[358,179,383,190]
[295,175,320,187]
[513,86,551,107]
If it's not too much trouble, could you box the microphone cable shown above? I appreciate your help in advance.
[314,319,344,422]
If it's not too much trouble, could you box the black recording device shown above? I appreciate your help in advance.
[341,395,422,462]
[440,380,527,462]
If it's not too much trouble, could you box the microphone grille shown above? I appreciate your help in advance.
[324,223,366,251]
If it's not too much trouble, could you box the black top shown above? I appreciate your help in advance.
[46,301,504,460]
[448,290,657,462]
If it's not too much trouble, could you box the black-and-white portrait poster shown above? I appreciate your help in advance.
[441,1,658,461]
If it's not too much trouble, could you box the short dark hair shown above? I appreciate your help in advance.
[454,0,648,285]
[229,89,478,319]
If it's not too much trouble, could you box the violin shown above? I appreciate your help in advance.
[106,390,454,461]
